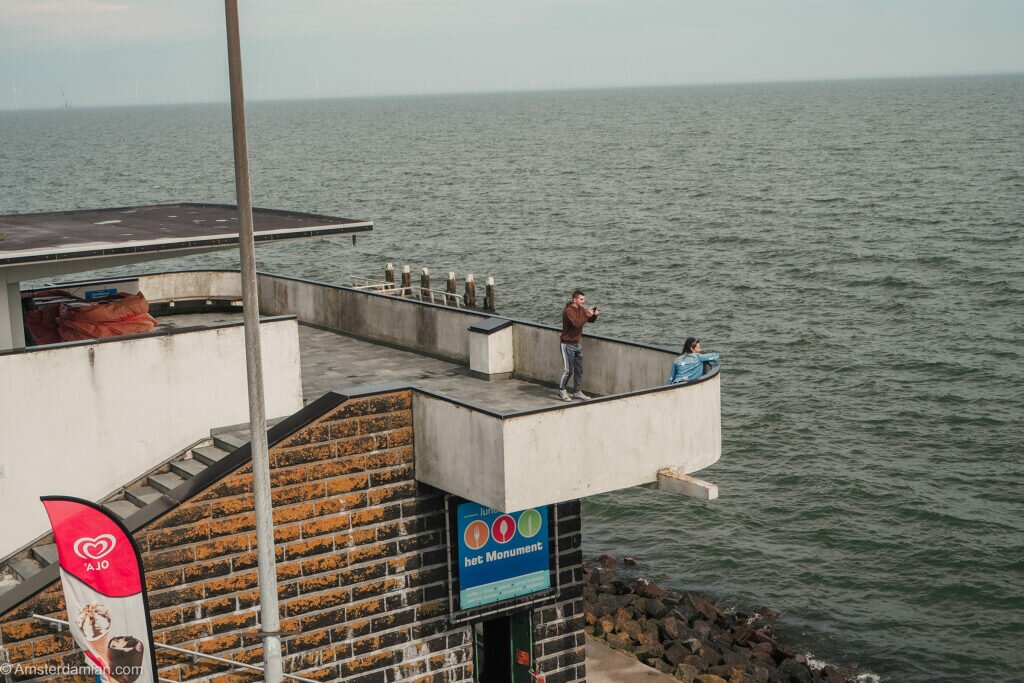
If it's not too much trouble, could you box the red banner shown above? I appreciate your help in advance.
[41,496,158,683]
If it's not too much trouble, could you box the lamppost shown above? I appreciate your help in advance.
[223,2,284,681]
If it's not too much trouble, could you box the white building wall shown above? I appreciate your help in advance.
[0,319,303,556]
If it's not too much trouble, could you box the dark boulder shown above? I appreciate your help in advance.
[733,623,756,645]
[652,660,674,674]
[689,594,724,621]
[621,618,644,643]
[606,631,631,651]
[772,642,797,665]
[711,624,734,646]
[777,659,814,683]
[692,620,712,641]
[674,602,700,624]
[634,579,671,600]
[665,642,692,666]
[674,663,700,682]
[646,598,670,619]
[683,654,710,673]
[820,666,846,683]
[595,593,618,617]
[661,615,683,641]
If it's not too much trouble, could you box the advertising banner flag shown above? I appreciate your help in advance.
[41,496,158,683]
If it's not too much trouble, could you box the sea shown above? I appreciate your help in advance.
[1,74,1022,682]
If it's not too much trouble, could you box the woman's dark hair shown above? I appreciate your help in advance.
[682,337,699,354]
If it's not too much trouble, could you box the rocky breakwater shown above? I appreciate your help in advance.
[583,556,853,683]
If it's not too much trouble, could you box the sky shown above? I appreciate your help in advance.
[0,0,1022,110]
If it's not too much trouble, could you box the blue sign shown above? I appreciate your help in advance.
[84,288,118,300]
[456,502,550,609]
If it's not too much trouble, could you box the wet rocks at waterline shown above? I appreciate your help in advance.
[583,556,854,683]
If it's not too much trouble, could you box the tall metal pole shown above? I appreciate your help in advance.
[223,2,283,681]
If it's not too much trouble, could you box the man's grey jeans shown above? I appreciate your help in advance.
[559,342,583,393]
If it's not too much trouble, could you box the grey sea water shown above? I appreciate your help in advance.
[2,75,1022,682]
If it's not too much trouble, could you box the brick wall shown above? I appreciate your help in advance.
[532,500,586,683]
[0,389,586,683]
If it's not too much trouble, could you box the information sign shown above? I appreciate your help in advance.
[456,502,551,609]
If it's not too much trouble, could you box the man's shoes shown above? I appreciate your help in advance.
[558,389,572,402]
[572,391,591,400]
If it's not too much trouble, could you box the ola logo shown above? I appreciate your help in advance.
[464,520,489,550]
[518,509,542,538]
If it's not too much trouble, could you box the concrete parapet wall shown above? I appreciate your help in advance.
[413,374,721,512]
[137,271,243,301]
[513,323,675,395]
[412,393,507,503]
[257,274,489,363]
[0,318,302,557]
[502,377,721,509]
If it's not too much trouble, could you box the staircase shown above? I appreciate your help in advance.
[0,427,255,600]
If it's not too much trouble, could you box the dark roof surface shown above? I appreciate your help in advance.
[0,203,372,266]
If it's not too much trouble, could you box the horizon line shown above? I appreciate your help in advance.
[2,69,1022,113]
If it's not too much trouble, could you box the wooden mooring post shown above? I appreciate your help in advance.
[420,268,430,301]
[384,263,395,286]
[401,265,411,294]
[446,272,457,306]
[484,277,495,312]
[464,274,476,309]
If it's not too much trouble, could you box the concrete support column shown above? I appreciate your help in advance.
[0,273,26,350]
[468,317,514,381]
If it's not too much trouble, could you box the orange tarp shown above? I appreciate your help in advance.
[26,291,158,344]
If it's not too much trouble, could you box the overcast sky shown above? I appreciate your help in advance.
[1,0,1022,110]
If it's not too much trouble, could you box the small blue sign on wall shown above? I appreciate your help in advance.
[84,288,118,300]
[456,502,550,609]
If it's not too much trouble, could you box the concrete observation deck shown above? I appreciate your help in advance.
[158,270,723,511]
[4,270,721,537]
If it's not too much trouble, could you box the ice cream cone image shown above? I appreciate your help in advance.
[76,604,112,661]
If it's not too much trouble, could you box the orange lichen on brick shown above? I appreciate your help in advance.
[208,494,255,519]
[300,513,350,539]
[272,500,320,525]
[192,534,254,561]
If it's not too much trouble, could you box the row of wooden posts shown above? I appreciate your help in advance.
[384,263,496,311]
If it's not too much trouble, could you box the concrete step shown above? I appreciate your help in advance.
[149,472,187,494]
[105,499,141,519]
[210,417,284,452]
[171,459,207,479]
[125,486,162,508]
[32,544,59,567]
[0,567,20,596]
[193,445,230,466]
[213,431,249,453]
[9,556,44,581]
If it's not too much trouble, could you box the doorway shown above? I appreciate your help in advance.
[473,611,533,682]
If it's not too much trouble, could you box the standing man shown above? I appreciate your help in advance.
[559,290,599,401]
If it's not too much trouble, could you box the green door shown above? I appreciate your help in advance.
[509,611,534,683]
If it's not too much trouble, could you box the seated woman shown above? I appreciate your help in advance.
[667,337,720,384]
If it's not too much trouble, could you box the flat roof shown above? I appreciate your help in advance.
[0,203,373,266]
